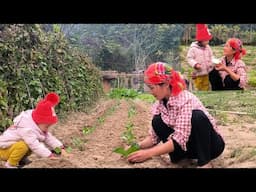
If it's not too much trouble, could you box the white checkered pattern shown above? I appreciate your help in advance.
[149,90,221,151]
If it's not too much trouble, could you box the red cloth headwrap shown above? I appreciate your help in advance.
[227,38,246,60]
[144,62,186,96]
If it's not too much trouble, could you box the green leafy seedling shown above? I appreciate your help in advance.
[82,126,95,135]
[113,147,127,156]
[126,143,140,154]
[66,146,72,153]
[113,143,140,157]
[54,147,61,155]
[97,117,105,124]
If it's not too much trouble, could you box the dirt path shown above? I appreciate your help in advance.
[23,99,173,168]
[217,122,256,168]
[2,98,256,168]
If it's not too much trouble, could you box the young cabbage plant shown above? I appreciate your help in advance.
[113,143,140,157]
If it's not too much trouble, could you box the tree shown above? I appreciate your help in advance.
[60,24,185,72]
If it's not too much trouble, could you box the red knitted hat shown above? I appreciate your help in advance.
[196,24,212,41]
[32,92,60,124]
[144,62,186,96]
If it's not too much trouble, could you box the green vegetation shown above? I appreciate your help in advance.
[136,94,156,103]
[248,70,256,87]
[128,106,136,118]
[108,88,138,99]
[182,24,256,46]
[53,147,62,155]
[82,100,120,136]
[82,126,95,135]
[110,88,256,125]
[121,122,136,145]
[71,137,85,151]
[230,148,243,158]
[231,147,256,162]
[108,88,156,103]
[0,80,12,130]
[0,24,103,132]
[65,146,73,153]
[109,88,256,126]
[194,90,256,117]
[61,24,183,72]
[61,24,256,73]
[113,143,140,157]
[113,101,140,157]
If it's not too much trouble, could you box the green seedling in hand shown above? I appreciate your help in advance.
[113,143,140,157]
[54,147,61,155]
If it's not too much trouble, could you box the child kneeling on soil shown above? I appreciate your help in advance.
[127,62,225,168]
[0,92,69,168]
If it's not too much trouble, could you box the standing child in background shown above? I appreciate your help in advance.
[0,92,70,168]
[187,24,214,91]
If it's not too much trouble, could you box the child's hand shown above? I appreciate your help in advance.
[48,153,59,160]
[194,63,202,70]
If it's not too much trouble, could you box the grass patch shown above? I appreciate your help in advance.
[82,126,96,135]
[194,90,256,119]
[237,148,256,162]
[71,137,86,151]
[248,70,256,87]
[230,148,242,158]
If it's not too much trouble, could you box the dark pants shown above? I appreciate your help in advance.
[209,69,242,90]
[152,110,225,166]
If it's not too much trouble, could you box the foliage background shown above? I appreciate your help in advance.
[0,24,103,132]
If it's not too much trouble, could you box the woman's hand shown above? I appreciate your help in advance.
[127,149,152,163]
[127,139,174,163]
[215,62,240,81]
[215,62,227,71]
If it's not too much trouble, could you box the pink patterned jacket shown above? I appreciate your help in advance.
[187,42,214,76]
[0,110,63,157]
[149,90,222,151]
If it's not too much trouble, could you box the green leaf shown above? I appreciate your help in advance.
[53,24,61,33]
[126,143,140,155]
[82,126,95,135]
[113,143,140,157]
[66,146,72,153]
[54,147,61,154]
[113,147,128,157]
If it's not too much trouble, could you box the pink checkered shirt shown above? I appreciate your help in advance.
[149,90,221,151]
[219,57,247,89]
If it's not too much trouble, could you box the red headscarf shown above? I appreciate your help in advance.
[227,38,246,60]
[144,62,186,96]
